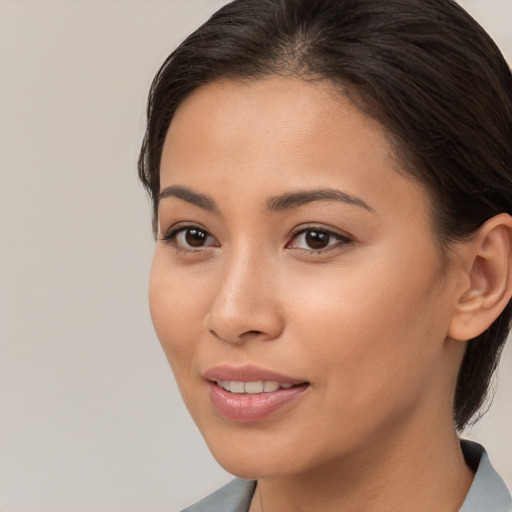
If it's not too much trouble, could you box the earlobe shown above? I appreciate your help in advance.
[448,213,512,342]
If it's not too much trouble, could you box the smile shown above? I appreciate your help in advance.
[204,365,310,422]
[215,380,295,393]
[204,365,310,421]
[208,382,309,422]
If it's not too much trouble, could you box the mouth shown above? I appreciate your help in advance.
[214,380,302,394]
[204,366,310,422]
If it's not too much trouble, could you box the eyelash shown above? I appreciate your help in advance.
[287,226,353,254]
[160,224,353,254]
[160,224,219,253]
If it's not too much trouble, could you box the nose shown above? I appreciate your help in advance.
[204,249,284,344]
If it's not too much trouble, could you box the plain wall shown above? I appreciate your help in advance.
[0,1,511,511]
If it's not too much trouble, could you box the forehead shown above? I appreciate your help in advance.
[166,77,388,147]
[160,77,429,224]
[164,79,393,173]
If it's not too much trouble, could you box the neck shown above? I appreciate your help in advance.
[250,417,473,512]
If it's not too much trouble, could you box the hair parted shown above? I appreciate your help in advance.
[138,0,512,430]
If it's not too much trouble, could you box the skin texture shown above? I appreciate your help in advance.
[149,77,489,511]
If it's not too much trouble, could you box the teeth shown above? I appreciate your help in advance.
[244,381,264,393]
[230,381,245,393]
[216,380,295,394]
[263,381,280,392]
[218,381,230,392]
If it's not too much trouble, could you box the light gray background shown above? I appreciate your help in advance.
[1,1,511,511]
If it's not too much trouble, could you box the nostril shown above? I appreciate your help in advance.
[208,328,268,344]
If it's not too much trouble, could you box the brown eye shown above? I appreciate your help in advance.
[304,230,331,249]
[161,225,218,250]
[288,227,351,252]
[185,228,209,247]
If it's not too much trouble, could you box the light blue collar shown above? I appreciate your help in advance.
[459,440,512,512]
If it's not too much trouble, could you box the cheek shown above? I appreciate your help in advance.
[284,250,448,401]
[148,254,208,373]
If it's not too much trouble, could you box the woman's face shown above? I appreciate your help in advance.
[149,77,464,478]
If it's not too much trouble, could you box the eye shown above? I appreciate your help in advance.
[161,225,219,250]
[287,227,351,252]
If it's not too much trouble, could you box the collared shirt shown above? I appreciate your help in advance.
[181,441,511,512]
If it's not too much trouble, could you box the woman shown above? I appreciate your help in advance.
[138,0,512,510]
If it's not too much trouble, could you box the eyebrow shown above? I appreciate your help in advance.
[265,188,375,214]
[159,185,220,213]
[159,185,374,214]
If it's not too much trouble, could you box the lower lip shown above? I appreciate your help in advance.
[208,382,309,422]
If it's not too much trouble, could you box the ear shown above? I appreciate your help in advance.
[448,213,512,341]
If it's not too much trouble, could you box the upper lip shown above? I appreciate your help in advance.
[203,364,307,384]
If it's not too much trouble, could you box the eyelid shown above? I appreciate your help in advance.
[160,223,219,250]
[287,225,353,251]
[160,221,208,239]
[159,222,352,253]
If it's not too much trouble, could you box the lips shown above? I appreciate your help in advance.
[204,365,307,384]
[204,365,310,422]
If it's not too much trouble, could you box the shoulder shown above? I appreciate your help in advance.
[180,479,256,512]
[459,440,512,512]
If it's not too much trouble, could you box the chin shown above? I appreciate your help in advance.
[210,446,297,480]
[200,430,277,478]
[197,420,325,480]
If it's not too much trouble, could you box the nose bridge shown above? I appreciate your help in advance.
[205,240,283,343]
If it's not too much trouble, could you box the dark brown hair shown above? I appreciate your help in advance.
[138,0,512,430]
